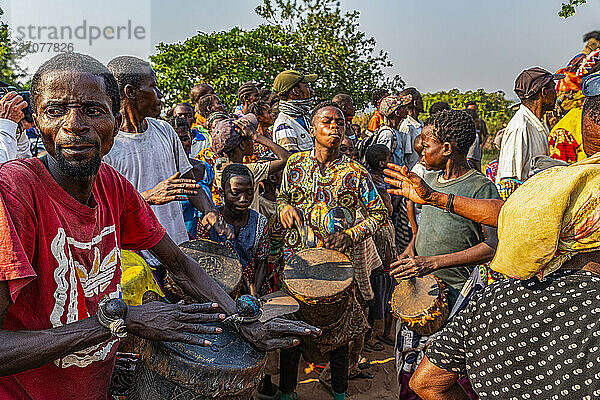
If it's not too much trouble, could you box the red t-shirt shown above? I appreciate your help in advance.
[0,158,166,400]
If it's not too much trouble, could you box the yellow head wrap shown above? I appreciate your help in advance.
[491,153,600,279]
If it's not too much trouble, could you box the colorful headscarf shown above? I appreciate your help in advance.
[491,153,600,280]
[577,48,600,78]
[378,94,412,117]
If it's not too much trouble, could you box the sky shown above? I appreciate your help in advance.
[3,0,600,101]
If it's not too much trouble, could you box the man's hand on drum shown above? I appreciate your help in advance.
[240,318,322,352]
[280,205,302,229]
[142,172,200,205]
[126,301,225,346]
[324,231,352,253]
[383,163,434,204]
[390,256,438,281]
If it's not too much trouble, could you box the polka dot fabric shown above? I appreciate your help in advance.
[426,270,600,399]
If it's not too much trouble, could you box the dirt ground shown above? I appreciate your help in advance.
[270,341,399,400]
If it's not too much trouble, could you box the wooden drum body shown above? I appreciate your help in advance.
[130,322,266,400]
[282,248,354,327]
[390,275,449,337]
[165,239,243,302]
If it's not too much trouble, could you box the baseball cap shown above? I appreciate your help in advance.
[514,67,564,99]
[379,94,412,117]
[273,70,317,95]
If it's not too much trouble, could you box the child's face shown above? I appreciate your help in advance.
[421,125,447,171]
[260,107,275,126]
[176,127,192,155]
[339,138,356,159]
[224,175,254,214]
[380,151,391,170]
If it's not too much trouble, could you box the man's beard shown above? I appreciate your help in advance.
[56,149,102,178]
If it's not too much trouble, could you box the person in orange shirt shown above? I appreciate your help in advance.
[368,88,390,132]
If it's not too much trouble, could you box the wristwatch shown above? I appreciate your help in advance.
[96,296,128,338]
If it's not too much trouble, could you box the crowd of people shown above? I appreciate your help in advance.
[0,28,596,400]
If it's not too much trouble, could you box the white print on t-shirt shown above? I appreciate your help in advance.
[49,226,121,368]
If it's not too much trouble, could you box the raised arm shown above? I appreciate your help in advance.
[384,163,503,228]
[234,119,291,174]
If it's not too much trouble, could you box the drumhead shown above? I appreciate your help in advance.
[391,275,439,318]
[283,248,353,302]
[179,239,242,295]
[161,322,264,368]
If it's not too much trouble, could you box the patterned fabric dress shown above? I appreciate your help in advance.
[277,150,387,360]
[203,209,271,295]
[195,147,222,206]
[548,107,586,164]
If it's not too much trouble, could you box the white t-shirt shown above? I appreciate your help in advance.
[411,161,429,225]
[496,105,549,183]
[0,119,32,162]
[400,115,423,169]
[103,117,192,246]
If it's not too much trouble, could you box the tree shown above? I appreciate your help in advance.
[559,0,587,18]
[0,7,27,87]
[255,0,403,108]
[151,0,403,110]
[151,25,298,108]
[421,89,514,136]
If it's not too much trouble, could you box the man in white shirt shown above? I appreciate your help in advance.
[272,70,317,153]
[0,91,31,162]
[104,56,232,257]
[399,87,425,169]
[496,67,563,185]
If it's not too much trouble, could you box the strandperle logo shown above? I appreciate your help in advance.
[14,20,147,46]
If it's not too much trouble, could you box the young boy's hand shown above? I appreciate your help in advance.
[233,119,258,140]
[389,256,438,280]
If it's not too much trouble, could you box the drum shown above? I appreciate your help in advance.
[282,248,354,327]
[164,239,243,303]
[390,275,449,337]
[130,322,266,400]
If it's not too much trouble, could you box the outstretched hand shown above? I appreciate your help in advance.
[126,301,225,346]
[383,163,433,205]
[240,318,321,352]
[142,172,200,205]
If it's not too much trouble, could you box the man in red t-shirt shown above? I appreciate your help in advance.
[0,52,319,400]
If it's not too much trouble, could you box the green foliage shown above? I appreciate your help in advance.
[151,0,403,110]
[422,89,515,136]
[151,25,297,108]
[558,0,587,18]
[0,7,27,87]
[256,0,403,108]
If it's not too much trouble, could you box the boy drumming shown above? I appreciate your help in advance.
[277,101,387,400]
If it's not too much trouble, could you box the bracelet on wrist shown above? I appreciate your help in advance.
[96,296,128,339]
[444,193,455,214]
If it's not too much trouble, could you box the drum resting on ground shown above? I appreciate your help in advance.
[129,322,266,400]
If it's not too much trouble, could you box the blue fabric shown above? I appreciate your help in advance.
[182,160,215,238]
[209,209,259,269]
